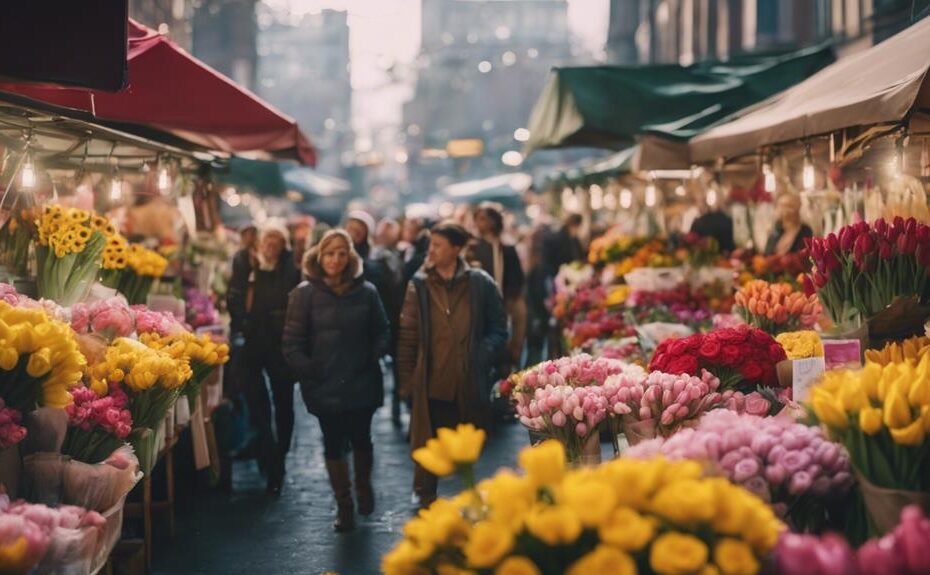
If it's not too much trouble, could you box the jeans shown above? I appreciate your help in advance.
[316,408,376,460]
[241,349,296,465]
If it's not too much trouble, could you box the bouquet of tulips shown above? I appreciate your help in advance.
[773,505,930,575]
[629,410,854,532]
[101,243,169,305]
[806,217,930,326]
[777,330,825,360]
[61,383,133,464]
[809,346,930,533]
[138,331,229,407]
[388,431,783,575]
[34,206,116,306]
[734,280,822,335]
[69,296,136,342]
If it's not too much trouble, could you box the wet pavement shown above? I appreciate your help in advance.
[152,387,529,575]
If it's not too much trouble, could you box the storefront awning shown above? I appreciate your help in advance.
[691,16,930,162]
[0,20,316,166]
[524,45,835,158]
[217,157,349,199]
[441,173,532,207]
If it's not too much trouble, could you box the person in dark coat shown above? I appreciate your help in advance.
[765,193,813,255]
[227,220,301,494]
[690,210,736,252]
[470,203,526,373]
[282,229,390,532]
[544,213,585,279]
[397,221,508,508]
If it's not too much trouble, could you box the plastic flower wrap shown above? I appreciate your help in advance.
[69,296,135,342]
[604,369,729,444]
[805,217,930,326]
[0,300,86,414]
[61,383,133,464]
[0,397,26,449]
[101,243,169,305]
[809,354,930,532]
[184,287,218,329]
[734,280,822,335]
[34,205,113,306]
[384,438,783,575]
[773,505,930,575]
[138,330,228,406]
[776,331,825,360]
[649,325,787,392]
[628,410,853,531]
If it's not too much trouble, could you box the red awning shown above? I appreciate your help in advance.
[0,20,316,165]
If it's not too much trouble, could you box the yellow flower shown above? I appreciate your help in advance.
[714,538,759,575]
[908,373,930,407]
[437,424,486,466]
[436,564,475,575]
[839,382,869,413]
[598,506,656,551]
[495,557,540,575]
[652,479,716,524]
[481,470,534,529]
[650,532,709,575]
[597,457,664,507]
[889,418,925,446]
[524,504,582,546]
[90,378,109,396]
[26,347,52,378]
[413,438,455,477]
[0,536,29,573]
[567,545,636,575]
[518,440,565,486]
[860,363,883,401]
[464,522,514,569]
[859,407,884,435]
[811,393,848,430]
[883,385,913,429]
[382,540,432,575]
[0,345,19,371]
[560,473,616,528]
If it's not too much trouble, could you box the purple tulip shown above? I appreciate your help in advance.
[733,458,761,482]
[789,471,813,495]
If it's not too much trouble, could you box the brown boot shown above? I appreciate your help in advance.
[325,459,355,532]
[354,449,375,516]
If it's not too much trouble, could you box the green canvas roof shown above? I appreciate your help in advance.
[524,44,835,156]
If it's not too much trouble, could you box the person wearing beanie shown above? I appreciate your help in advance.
[283,229,390,532]
[397,220,508,508]
[226,218,301,495]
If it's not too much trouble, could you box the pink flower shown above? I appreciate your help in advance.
[744,392,772,417]
[788,471,813,495]
[896,505,930,573]
[733,458,760,482]
[857,535,904,575]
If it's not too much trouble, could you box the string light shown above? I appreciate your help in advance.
[619,188,633,209]
[20,152,36,190]
[802,145,815,191]
[763,163,776,193]
[674,182,687,197]
[157,162,171,195]
[644,183,657,207]
[110,169,123,202]
[706,187,718,207]
[590,184,604,210]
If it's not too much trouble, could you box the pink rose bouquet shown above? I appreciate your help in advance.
[131,305,186,337]
[773,505,930,575]
[70,297,135,341]
[61,384,133,464]
[0,397,27,449]
[628,410,853,531]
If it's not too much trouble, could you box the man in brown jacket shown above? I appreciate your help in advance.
[397,221,508,507]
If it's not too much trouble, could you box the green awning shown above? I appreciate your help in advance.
[524,44,835,156]
[217,156,350,199]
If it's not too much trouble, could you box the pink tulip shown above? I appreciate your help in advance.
[575,422,587,437]
[551,411,567,427]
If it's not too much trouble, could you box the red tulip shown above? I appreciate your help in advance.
[802,274,817,295]
[879,241,894,260]
[918,224,930,243]
[825,233,839,253]
[896,233,918,255]
[839,226,857,252]
[854,233,876,259]
[812,269,828,288]
[905,217,917,236]
[874,218,888,236]
[823,250,841,272]
[917,243,930,267]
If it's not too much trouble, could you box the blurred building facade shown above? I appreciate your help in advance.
[403,0,573,197]
[192,0,259,90]
[606,0,928,65]
[257,10,352,176]
[129,0,193,50]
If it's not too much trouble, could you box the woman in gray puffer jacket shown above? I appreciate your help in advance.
[282,229,389,532]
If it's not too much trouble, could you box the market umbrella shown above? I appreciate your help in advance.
[524,45,835,159]
[217,157,350,199]
[441,173,532,208]
[691,16,930,162]
[0,20,316,165]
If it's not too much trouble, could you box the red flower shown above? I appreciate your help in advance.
[666,356,699,375]
[699,339,722,360]
[720,346,741,366]
[742,362,764,381]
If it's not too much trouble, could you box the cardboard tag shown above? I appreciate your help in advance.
[792,357,826,403]
[822,339,862,370]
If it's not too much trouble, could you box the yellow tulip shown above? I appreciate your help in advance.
[412,438,455,477]
[598,506,656,551]
[495,557,541,575]
[650,532,709,575]
[860,363,883,400]
[652,479,716,524]
[463,522,513,568]
[560,474,616,528]
[839,382,869,413]
[381,540,433,575]
[908,374,930,407]
[518,440,565,486]
[0,346,19,371]
[437,424,486,465]
[889,418,926,446]
[923,406,930,432]
[90,378,109,396]
[566,546,636,575]
[859,407,884,435]
[883,386,913,429]
[811,395,848,430]
[26,347,52,378]
[524,504,582,546]
[0,536,30,573]
[714,538,759,575]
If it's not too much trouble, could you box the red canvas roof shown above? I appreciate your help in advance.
[0,20,316,165]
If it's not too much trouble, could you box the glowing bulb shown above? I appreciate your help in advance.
[645,184,657,207]
[674,184,687,197]
[620,188,633,209]
[802,161,815,191]
[706,188,718,207]
[226,192,241,207]
[157,166,171,194]
[110,176,123,202]
[590,184,604,210]
[501,151,523,167]
[763,164,776,193]
[513,128,530,142]
[20,154,36,190]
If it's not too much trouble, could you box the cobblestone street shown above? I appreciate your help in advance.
[153,388,529,575]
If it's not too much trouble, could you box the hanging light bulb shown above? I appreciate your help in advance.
[645,183,657,207]
[620,188,633,209]
[802,145,815,191]
[20,152,36,190]
[110,170,123,202]
[674,182,687,197]
[706,187,718,207]
[763,163,776,193]
[157,163,171,195]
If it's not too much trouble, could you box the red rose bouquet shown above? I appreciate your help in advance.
[649,325,787,391]
[806,217,930,325]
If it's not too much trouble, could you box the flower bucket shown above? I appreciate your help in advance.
[857,472,930,534]
[621,416,657,446]
[527,430,601,467]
